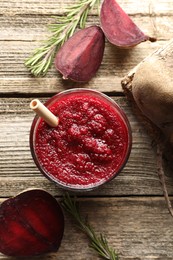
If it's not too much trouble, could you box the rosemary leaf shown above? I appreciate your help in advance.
[25,0,100,77]
[61,193,119,260]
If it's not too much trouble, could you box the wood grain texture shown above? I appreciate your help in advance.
[0,197,173,259]
[0,41,166,94]
[0,97,173,197]
[0,16,172,41]
[0,0,173,94]
[0,0,173,15]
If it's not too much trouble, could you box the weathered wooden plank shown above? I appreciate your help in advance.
[0,0,173,15]
[0,41,165,94]
[0,15,172,41]
[0,97,172,197]
[0,197,173,259]
[0,77,124,94]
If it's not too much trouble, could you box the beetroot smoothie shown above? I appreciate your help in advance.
[30,89,131,191]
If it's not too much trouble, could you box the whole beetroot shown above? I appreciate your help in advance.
[55,26,105,82]
[121,39,173,218]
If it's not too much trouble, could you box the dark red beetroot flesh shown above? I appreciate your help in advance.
[0,189,64,257]
[55,26,105,82]
[100,0,156,48]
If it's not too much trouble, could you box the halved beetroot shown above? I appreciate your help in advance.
[0,189,64,257]
[100,0,156,48]
[55,26,105,82]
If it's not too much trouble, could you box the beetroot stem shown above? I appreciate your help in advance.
[156,144,173,217]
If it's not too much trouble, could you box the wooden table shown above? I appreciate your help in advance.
[1,0,173,259]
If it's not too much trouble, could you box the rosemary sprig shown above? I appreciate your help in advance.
[61,193,119,260]
[25,0,100,77]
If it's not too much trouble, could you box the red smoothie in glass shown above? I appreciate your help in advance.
[30,89,131,191]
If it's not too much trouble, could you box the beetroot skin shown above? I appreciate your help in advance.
[100,0,155,48]
[55,26,105,82]
[0,189,64,257]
